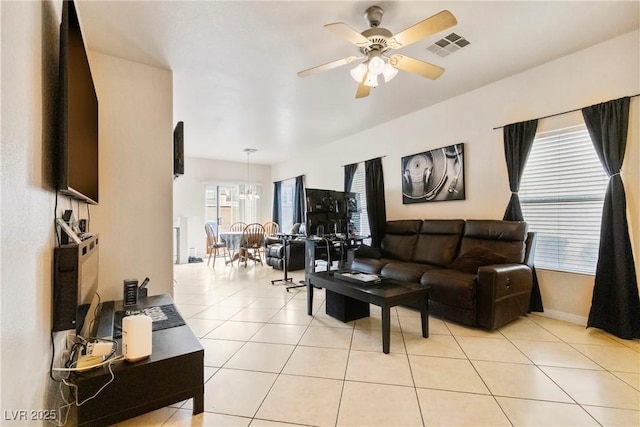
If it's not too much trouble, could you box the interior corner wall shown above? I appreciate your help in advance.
[1,0,63,417]
[87,51,174,301]
[271,30,640,324]
[173,157,272,258]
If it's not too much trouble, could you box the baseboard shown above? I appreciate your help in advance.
[534,309,588,326]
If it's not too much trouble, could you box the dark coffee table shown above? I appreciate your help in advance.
[307,271,429,353]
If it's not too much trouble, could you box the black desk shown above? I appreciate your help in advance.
[74,294,204,426]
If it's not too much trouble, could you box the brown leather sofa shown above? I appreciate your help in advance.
[351,219,536,330]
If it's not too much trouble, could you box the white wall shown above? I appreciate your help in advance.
[0,0,174,416]
[1,0,65,418]
[87,52,174,302]
[173,157,272,257]
[272,30,640,324]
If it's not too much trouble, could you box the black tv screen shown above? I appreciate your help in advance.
[57,0,99,205]
[174,121,184,177]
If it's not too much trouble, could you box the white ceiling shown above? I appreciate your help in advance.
[76,1,639,165]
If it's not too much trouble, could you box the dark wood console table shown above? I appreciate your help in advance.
[73,294,204,426]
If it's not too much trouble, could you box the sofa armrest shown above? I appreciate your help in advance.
[354,245,382,260]
[265,236,281,246]
[476,264,532,330]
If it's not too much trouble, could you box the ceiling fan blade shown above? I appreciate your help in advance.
[389,54,445,80]
[388,10,457,49]
[297,56,361,78]
[324,23,372,48]
[355,72,371,99]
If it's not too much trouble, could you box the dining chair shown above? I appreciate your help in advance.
[204,223,228,268]
[240,223,266,267]
[229,222,247,232]
[263,221,279,238]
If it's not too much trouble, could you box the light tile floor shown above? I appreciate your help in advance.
[114,262,640,427]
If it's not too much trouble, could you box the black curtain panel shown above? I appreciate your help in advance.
[272,181,282,225]
[503,119,538,221]
[365,158,387,248]
[293,175,305,225]
[582,96,640,339]
[502,119,543,313]
[344,163,358,192]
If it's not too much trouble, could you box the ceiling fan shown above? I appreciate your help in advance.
[297,5,457,98]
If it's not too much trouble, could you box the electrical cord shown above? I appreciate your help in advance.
[49,330,68,383]
[64,355,123,404]
[86,292,102,336]
[54,192,60,246]
[48,380,73,426]
[53,339,119,373]
[49,355,123,426]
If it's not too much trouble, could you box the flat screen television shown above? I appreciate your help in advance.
[57,0,99,205]
[174,121,184,177]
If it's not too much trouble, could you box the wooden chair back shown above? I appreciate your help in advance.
[263,221,279,237]
[230,222,247,233]
[205,223,217,253]
[242,223,266,249]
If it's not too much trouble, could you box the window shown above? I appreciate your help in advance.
[519,125,607,274]
[205,184,262,233]
[280,179,295,233]
[350,164,371,242]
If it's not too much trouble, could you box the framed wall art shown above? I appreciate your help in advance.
[401,143,465,204]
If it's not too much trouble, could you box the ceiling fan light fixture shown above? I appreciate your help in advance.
[382,62,399,82]
[350,63,368,83]
[367,55,385,76]
[364,73,378,87]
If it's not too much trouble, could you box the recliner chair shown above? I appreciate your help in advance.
[265,223,306,271]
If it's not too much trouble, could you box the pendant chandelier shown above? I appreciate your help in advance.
[240,148,259,200]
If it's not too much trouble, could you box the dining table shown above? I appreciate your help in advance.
[219,231,264,266]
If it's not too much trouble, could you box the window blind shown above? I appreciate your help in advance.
[520,125,607,275]
[351,165,371,241]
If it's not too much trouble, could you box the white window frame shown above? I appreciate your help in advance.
[519,124,607,275]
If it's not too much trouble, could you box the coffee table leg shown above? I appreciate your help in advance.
[307,279,313,316]
[193,392,204,415]
[382,306,390,354]
[420,294,429,338]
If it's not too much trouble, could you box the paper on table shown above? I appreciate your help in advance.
[335,272,381,283]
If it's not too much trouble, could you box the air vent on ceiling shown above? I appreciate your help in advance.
[427,33,470,57]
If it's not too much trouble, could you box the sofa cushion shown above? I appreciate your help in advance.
[421,269,477,310]
[460,220,527,263]
[385,220,423,235]
[449,248,507,274]
[381,234,418,261]
[380,262,438,283]
[380,220,422,261]
[412,220,465,266]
